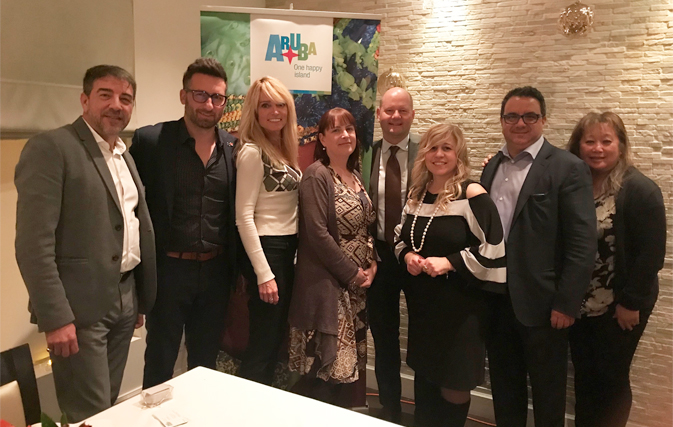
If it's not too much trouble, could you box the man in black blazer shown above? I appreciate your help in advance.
[481,87,596,427]
[130,58,237,389]
[362,87,419,423]
[15,65,156,421]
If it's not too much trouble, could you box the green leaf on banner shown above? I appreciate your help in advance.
[334,18,350,35]
[342,38,365,65]
[336,71,355,90]
[333,39,344,59]
[362,88,375,109]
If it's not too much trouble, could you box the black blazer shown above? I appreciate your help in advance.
[130,119,238,281]
[613,167,666,312]
[481,140,597,327]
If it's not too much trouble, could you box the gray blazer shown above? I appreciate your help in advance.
[15,117,157,332]
[365,133,421,235]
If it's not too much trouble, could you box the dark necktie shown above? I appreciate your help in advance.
[385,145,402,246]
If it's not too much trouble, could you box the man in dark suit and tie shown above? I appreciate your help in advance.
[15,65,157,422]
[130,58,237,389]
[481,86,596,427]
[363,87,419,423]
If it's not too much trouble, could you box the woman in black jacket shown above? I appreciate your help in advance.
[567,112,667,427]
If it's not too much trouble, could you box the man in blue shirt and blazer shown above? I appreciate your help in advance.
[481,86,596,427]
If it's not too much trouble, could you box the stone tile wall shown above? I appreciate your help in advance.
[267,1,673,425]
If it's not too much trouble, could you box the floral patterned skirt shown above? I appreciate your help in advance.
[288,284,367,383]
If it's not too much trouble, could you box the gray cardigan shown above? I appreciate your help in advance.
[288,161,363,335]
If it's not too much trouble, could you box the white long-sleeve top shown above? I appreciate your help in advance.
[235,143,300,284]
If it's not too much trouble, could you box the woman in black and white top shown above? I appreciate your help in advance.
[395,123,506,427]
[235,76,301,385]
[567,112,666,427]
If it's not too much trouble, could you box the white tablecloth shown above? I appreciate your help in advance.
[85,367,393,426]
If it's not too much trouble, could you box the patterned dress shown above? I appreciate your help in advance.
[289,167,375,383]
[580,193,617,317]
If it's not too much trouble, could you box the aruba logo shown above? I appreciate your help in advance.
[265,34,317,64]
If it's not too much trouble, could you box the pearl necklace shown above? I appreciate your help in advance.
[410,188,442,253]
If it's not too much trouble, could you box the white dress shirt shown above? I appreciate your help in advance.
[84,120,141,273]
[376,135,410,241]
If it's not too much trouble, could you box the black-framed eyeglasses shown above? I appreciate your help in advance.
[187,90,227,107]
[501,113,543,125]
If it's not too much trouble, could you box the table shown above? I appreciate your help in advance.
[85,367,394,426]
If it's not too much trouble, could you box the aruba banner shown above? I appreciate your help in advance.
[201,7,381,159]
[251,16,333,94]
[203,7,381,405]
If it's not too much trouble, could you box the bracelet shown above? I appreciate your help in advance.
[350,268,363,286]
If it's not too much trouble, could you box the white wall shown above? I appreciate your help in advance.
[0,0,135,133]
[0,140,44,357]
[133,0,266,128]
[0,0,267,134]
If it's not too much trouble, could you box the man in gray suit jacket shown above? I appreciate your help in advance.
[363,87,419,423]
[15,65,157,422]
[481,86,596,427]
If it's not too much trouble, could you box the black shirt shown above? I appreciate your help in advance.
[168,128,229,252]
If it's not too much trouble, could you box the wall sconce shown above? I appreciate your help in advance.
[377,68,407,95]
[558,1,594,38]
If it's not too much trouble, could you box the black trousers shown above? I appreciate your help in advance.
[569,306,650,427]
[486,294,569,427]
[367,240,410,412]
[238,235,297,385]
[143,253,230,389]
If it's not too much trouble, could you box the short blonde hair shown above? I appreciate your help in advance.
[237,76,298,169]
[409,123,471,207]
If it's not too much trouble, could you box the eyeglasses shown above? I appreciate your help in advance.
[501,113,543,125]
[187,90,227,107]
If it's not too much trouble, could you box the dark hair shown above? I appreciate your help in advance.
[500,86,546,117]
[83,65,136,97]
[314,108,361,172]
[183,57,228,89]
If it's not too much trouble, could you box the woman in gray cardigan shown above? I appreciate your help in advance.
[567,112,666,427]
[288,108,377,405]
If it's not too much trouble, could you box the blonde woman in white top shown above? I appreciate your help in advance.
[236,76,301,385]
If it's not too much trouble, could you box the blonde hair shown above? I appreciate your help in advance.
[567,111,632,197]
[237,76,299,169]
[408,123,471,208]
